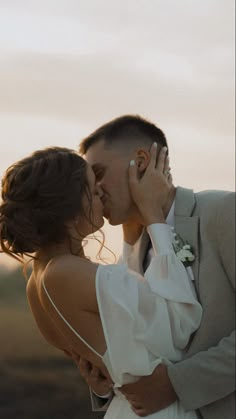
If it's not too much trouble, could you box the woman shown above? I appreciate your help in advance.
[0,146,202,418]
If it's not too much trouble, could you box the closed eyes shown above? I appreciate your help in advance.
[94,168,105,181]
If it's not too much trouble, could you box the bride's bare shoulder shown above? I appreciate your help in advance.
[44,254,98,281]
[40,254,99,310]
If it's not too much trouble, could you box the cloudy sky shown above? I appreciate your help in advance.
[0,0,235,268]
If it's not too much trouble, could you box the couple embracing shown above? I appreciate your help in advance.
[0,115,235,419]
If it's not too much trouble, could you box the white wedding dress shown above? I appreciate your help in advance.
[43,224,202,419]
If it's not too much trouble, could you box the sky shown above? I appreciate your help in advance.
[0,0,235,269]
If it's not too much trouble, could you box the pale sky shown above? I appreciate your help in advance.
[0,0,235,269]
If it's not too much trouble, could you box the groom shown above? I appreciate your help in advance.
[77,115,235,419]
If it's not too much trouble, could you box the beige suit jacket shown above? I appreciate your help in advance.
[128,187,235,419]
[91,187,235,418]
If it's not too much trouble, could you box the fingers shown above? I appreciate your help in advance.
[120,382,138,395]
[77,358,92,377]
[132,406,146,417]
[77,358,109,382]
[129,144,168,178]
[148,142,159,170]
[122,393,147,416]
[156,146,168,174]
[163,154,170,174]
[167,171,173,186]
[90,366,100,380]
[145,143,168,176]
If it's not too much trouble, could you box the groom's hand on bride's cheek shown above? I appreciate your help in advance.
[120,364,177,416]
[74,357,113,396]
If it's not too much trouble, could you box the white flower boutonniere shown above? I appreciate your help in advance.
[172,232,195,267]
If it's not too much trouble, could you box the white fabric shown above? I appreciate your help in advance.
[95,223,202,418]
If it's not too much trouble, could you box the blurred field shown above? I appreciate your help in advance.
[0,267,104,419]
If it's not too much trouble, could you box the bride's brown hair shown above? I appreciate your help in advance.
[0,147,100,263]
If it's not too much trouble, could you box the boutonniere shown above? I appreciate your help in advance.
[172,231,195,267]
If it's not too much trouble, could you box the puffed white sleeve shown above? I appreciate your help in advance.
[143,223,202,353]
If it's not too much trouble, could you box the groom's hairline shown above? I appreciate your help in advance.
[79,115,168,155]
[80,133,156,155]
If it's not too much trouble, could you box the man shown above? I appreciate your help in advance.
[76,115,235,419]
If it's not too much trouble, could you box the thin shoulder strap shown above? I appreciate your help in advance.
[42,280,103,359]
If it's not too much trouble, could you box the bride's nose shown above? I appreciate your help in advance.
[96,185,103,199]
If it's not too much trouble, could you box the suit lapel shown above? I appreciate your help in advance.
[174,187,200,285]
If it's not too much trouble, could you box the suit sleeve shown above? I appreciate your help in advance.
[168,331,235,410]
[168,192,235,410]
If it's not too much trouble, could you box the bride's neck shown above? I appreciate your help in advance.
[35,238,85,266]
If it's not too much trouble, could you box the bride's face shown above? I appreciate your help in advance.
[78,164,105,237]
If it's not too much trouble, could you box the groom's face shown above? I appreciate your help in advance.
[85,139,135,225]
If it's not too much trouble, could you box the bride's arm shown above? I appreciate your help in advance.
[38,255,108,376]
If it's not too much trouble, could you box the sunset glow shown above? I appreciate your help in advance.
[0,0,235,269]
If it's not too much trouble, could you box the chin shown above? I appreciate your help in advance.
[107,215,124,226]
[105,208,126,226]
[108,220,119,226]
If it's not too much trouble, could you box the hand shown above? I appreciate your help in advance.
[122,221,143,245]
[129,144,172,226]
[120,364,177,416]
[72,355,113,397]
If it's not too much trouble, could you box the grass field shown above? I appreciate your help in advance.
[0,268,104,419]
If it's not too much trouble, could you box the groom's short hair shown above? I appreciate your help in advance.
[79,115,168,154]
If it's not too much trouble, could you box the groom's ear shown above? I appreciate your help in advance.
[135,149,150,173]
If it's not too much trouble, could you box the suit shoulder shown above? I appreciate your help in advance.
[194,189,235,214]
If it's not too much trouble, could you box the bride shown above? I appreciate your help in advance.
[0,145,202,418]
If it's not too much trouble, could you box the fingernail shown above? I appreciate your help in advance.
[163,146,168,152]
[130,160,135,166]
[153,142,157,147]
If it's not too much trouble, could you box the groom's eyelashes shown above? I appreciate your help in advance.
[92,164,106,182]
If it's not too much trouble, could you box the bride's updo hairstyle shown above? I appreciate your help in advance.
[0,147,91,262]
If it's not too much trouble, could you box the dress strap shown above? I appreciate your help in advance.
[42,280,103,359]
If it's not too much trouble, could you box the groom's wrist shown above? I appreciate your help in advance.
[141,210,165,226]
